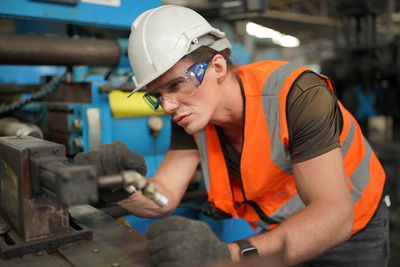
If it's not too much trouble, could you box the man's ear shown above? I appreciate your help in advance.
[210,54,228,82]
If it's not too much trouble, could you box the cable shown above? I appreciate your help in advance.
[0,74,66,116]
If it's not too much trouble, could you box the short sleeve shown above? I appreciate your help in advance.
[287,72,342,163]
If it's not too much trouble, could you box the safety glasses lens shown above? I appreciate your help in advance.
[143,94,161,112]
[187,62,208,87]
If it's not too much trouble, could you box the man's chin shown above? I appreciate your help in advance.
[181,118,208,135]
[183,124,202,135]
[183,127,196,135]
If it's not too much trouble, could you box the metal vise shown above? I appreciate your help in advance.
[0,135,168,259]
[0,136,96,258]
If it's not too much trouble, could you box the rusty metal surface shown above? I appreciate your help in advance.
[46,131,75,155]
[0,205,151,267]
[0,216,92,259]
[0,149,19,232]
[44,82,92,103]
[0,33,120,66]
[0,136,70,241]
[48,111,72,134]
[23,195,70,241]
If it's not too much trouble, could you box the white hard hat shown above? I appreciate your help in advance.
[128,5,231,93]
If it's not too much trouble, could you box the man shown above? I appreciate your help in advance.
[75,5,389,267]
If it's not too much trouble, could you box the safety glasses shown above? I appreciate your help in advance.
[143,62,209,112]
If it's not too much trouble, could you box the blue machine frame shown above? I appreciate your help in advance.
[0,0,161,29]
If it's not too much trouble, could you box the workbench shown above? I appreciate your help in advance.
[0,205,151,267]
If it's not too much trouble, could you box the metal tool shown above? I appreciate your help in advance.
[99,171,169,207]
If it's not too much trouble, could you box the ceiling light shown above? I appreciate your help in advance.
[246,22,300,48]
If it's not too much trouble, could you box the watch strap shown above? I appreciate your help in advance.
[234,239,259,258]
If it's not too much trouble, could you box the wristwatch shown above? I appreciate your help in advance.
[234,239,259,258]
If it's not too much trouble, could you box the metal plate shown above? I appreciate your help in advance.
[0,205,151,266]
[0,217,92,259]
[86,108,101,150]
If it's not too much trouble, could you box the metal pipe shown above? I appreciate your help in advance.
[0,118,43,139]
[0,33,120,66]
[98,174,124,188]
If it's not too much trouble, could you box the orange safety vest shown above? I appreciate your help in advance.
[195,61,386,234]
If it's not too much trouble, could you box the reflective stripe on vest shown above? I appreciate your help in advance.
[196,129,210,192]
[251,120,370,229]
[195,61,385,233]
[262,63,300,174]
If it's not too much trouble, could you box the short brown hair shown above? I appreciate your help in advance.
[184,46,235,70]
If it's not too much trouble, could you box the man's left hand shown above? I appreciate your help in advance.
[146,216,231,267]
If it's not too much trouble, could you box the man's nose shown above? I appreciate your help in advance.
[162,98,179,114]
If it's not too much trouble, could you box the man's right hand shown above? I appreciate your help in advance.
[73,140,147,203]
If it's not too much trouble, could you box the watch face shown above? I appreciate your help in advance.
[241,247,259,257]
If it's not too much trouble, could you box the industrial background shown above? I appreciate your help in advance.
[0,0,399,266]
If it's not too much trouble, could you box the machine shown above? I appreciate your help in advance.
[0,135,167,264]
